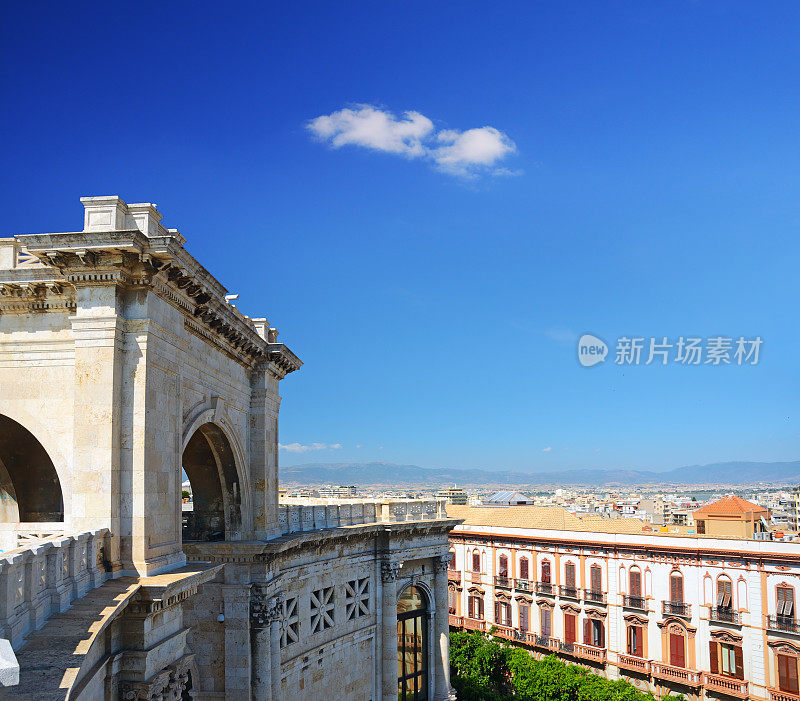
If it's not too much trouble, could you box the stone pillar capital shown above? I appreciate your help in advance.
[433,554,450,573]
[381,559,401,583]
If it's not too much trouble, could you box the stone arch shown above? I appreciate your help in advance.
[0,413,64,522]
[181,421,244,541]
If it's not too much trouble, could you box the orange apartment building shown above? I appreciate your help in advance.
[446,501,800,701]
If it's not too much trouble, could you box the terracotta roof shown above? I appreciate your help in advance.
[692,495,768,517]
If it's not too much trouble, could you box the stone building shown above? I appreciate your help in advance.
[0,196,458,700]
[446,503,800,700]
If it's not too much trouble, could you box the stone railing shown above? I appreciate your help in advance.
[770,688,800,701]
[463,617,486,632]
[703,673,748,699]
[0,529,109,648]
[651,661,702,686]
[278,499,447,535]
[573,643,607,664]
[617,653,651,674]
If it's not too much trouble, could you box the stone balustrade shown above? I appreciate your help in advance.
[703,672,748,699]
[278,499,447,535]
[0,529,109,648]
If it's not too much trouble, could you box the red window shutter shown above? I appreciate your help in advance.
[478,598,484,619]
[636,627,643,657]
[626,626,633,655]
[583,618,591,644]
[789,655,800,694]
[520,558,529,580]
[495,601,500,623]
[671,575,683,602]
[734,645,744,681]
[709,641,718,674]
[472,552,480,572]
[779,655,790,692]
[565,614,575,643]
[630,571,641,596]
[499,555,508,577]
[542,561,551,583]
[566,563,576,587]
[599,622,605,649]
[467,597,473,618]
[670,633,685,668]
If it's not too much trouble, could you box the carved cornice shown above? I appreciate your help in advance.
[251,586,282,630]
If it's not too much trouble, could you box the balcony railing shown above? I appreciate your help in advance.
[662,601,691,618]
[447,569,461,582]
[469,571,483,583]
[463,617,486,631]
[703,673,748,699]
[492,625,528,643]
[622,594,648,611]
[583,589,606,604]
[651,662,702,687]
[770,688,800,701]
[494,575,512,589]
[768,616,800,634]
[573,643,607,664]
[535,581,556,596]
[514,578,532,593]
[560,585,580,599]
[617,653,651,674]
[449,614,463,628]
[709,607,741,624]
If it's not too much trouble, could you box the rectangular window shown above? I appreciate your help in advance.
[519,558,529,581]
[720,643,736,675]
[627,625,643,657]
[345,577,370,621]
[670,574,684,603]
[498,555,508,578]
[590,565,602,592]
[565,563,576,587]
[541,608,551,637]
[472,552,480,572]
[468,595,483,620]
[310,586,334,634]
[629,570,642,597]
[669,632,685,669]
[592,620,604,647]
[778,587,795,618]
[564,613,576,644]
[281,596,299,648]
[778,654,800,694]
[519,604,529,631]
[541,560,551,583]
[717,579,733,610]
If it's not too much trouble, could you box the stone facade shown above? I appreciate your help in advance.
[0,197,458,700]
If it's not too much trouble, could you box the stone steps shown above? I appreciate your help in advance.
[1,578,139,700]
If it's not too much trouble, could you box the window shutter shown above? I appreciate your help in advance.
[789,655,799,694]
[542,608,551,637]
[565,614,575,643]
[566,563,576,587]
[591,566,601,592]
[499,556,508,577]
[599,622,605,649]
[583,618,591,644]
[520,605,528,631]
[778,587,787,616]
[542,561,551,583]
[520,558,529,580]
[671,575,684,602]
[670,633,685,668]
[709,641,718,674]
[779,654,790,692]
[472,552,480,572]
[636,627,643,657]
[468,597,473,618]
[495,601,500,623]
[478,597,484,619]
[630,570,641,596]
[626,626,634,655]
[734,645,744,680]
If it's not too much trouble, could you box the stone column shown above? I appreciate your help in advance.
[269,594,283,701]
[250,585,272,701]
[381,559,400,701]
[433,555,456,700]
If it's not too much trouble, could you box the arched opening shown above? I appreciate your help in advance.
[0,414,63,522]
[181,422,241,542]
[397,585,429,700]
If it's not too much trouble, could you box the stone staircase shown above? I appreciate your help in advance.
[1,578,139,700]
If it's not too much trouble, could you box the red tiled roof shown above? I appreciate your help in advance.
[693,495,768,517]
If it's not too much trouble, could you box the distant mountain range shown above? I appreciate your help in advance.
[279,460,800,487]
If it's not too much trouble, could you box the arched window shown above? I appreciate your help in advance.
[519,557,529,581]
[448,550,456,570]
[669,627,686,669]
[498,554,508,577]
[472,550,480,573]
[397,586,428,700]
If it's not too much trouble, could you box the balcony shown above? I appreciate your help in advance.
[514,578,532,593]
[447,569,461,582]
[709,607,741,625]
[560,585,580,600]
[662,601,692,618]
[651,662,702,687]
[535,581,556,596]
[492,625,528,643]
[531,634,563,652]
[583,589,607,605]
[449,614,463,628]
[770,689,800,701]
[463,617,486,632]
[573,643,607,664]
[617,653,651,674]
[469,571,483,584]
[768,616,800,634]
[494,575,512,589]
[703,673,749,699]
[622,594,648,611]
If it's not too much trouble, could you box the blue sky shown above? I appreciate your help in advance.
[2,1,800,472]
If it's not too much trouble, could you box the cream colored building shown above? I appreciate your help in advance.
[446,503,800,701]
[0,196,458,700]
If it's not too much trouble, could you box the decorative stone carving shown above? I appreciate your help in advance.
[433,554,450,573]
[119,654,193,700]
[381,559,400,583]
[250,585,273,630]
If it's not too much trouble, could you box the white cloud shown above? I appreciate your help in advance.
[279,442,342,453]
[542,446,553,453]
[307,104,517,178]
